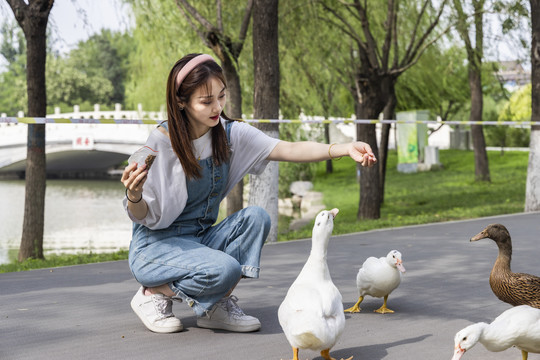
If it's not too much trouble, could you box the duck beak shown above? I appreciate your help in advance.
[396,260,406,273]
[451,345,465,360]
[470,230,487,242]
[329,208,339,218]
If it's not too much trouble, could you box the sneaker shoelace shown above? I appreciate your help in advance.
[152,293,174,320]
[220,295,246,318]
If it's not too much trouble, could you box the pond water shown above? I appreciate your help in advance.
[1,179,132,265]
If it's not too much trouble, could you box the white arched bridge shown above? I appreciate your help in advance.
[0,106,164,178]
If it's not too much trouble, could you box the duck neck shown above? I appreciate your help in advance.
[309,246,327,261]
[479,322,509,352]
[493,240,512,272]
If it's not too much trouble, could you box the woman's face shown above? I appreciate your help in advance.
[182,76,227,139]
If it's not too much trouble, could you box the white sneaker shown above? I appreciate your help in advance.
[130,287,183,333]
[197,295,261,332]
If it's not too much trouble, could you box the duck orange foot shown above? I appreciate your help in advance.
[321,349,353,360]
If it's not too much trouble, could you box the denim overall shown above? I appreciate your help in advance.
[129,121,271,316]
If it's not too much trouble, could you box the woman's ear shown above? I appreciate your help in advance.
[178,102,185,111]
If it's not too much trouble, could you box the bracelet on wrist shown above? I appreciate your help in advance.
[328,143,342,160]
[126,188,143,203]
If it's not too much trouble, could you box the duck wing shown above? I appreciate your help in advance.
[492,306,540,353]
[357,257,398,297]
[491,271,540,308]
[278,282,345,351]
[510,272,540,308]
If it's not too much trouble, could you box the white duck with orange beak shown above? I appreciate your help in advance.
[344,250,406,314]
[278,208,351,360]
[452,305,540,360]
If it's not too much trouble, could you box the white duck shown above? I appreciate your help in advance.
[452,305,540,360]
[278,208,351,360]
[344,250,405,314]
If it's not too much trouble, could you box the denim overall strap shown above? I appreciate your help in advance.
[173,121,232,235]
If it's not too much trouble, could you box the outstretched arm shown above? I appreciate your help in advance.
[267,141,377,167]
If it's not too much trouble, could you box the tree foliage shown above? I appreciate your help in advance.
[485,84,531,148]
[0,19,27,114]
[396,45,470,120]
[47,29,134,112]
[0,23,133,115]
[46,55,114,112]
[67,30,135,105]
[278,1,353,119]
[123,0,205,110]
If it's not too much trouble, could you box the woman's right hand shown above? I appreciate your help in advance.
[121,162,148,202]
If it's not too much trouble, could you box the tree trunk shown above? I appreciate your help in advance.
[355,93,382,220]
[221,57,245,216]
[355,74,389,220]
[526,0,540,211]
[221,56,242,120]
[356,123,381,219]
[248,0,280,242]
[20,124,46,261]
[379,91,396,204]
[324,123,333,173]
[6,0,54,261]
[469,67,490,182]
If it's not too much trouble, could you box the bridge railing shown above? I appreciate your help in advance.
[1,103,166,122]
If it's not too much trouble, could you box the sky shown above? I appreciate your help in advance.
[0,0,132,68]
[48,0,132,54]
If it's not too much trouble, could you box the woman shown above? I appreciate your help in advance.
[121,53,377,334]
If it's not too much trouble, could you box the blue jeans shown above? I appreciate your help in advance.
[129,206,270,316]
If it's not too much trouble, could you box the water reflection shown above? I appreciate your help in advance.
[1,179,131,265]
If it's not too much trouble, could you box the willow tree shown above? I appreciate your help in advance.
[5,0,54,261]
[175,0,253,215]
[280,2,352,174]
[452,0,491,181]
[321,0,448,219]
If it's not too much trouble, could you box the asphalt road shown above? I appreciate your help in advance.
[2,212,539,360]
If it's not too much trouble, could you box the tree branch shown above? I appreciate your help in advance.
[175,0,210,47]
[452,0,475,60]
[5,0,27,25]
[238,0,254,44]
[176,0,214,31]
[402,0,430,64]
[393,23,451,75]
[391,2,398,69]
[321,2,366,51]
[216,0,223,32]
[401,0,449,68]
[381,0,396,71]
[351,0,381,68]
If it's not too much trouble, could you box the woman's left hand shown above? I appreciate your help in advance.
[349,142,377,167]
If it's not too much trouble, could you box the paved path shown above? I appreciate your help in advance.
[2,212,540,360]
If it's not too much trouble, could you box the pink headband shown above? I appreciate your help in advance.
[175,54,216,89]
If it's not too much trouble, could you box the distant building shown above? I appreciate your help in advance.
[496,60,531,91]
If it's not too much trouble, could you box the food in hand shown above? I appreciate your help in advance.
[145,154,156,171]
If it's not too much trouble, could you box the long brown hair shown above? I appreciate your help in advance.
[166,53,236,179]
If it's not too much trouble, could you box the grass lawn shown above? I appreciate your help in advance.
[0,149,529,272]
[279,149,528,241]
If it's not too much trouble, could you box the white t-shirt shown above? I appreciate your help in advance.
[123,118,281,230]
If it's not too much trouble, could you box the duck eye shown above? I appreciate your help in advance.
[316,222,321,226]
[462,336,467,341]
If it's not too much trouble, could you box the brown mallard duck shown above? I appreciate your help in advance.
[470,223,540,308]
